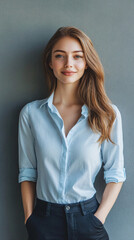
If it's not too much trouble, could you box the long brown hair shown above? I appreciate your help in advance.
[43,26,116,145]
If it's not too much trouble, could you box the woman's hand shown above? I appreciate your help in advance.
[94,212,106,224]
[24,212,32,225]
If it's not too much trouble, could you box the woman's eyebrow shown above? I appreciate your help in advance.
[53,50,84,53]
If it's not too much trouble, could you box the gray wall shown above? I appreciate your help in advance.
[0,0,133,239]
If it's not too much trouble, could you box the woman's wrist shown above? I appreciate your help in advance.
[24,211,32,224]
[94,211,107,224]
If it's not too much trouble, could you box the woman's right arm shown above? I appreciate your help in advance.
[18,104,37,224]
[21,181,36,224]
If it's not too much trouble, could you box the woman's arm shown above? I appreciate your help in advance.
[21,181,36,224]
[94,182,123,224]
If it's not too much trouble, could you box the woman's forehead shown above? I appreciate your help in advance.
[52,36,83,52]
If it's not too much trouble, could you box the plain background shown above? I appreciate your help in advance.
[0,0,133,239]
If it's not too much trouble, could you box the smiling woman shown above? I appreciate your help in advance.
[18,26,126,240]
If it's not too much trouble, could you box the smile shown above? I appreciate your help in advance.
[62,72,76,76]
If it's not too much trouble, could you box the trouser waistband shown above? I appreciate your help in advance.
[34,194,99,217]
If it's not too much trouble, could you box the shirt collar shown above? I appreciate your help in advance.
[39,91,89,117]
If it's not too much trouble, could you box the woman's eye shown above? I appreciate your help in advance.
[55,54,63,58]
[75,55,83,58]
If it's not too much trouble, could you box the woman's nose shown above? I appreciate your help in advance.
[64,56,73,68]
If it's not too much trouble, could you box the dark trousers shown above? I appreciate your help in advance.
[25,194,109,240]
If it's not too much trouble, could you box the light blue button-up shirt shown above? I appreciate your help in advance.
[18,91,126,203]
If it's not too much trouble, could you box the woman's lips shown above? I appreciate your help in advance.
[62,72,76,76]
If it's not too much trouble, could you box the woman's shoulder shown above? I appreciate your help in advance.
[110,102,121,112]
[110,102,122,121]
[19,97,48,114]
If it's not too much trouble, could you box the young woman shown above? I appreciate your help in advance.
[18,26,126,240]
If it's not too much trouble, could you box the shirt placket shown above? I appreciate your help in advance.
[47,102,87,203]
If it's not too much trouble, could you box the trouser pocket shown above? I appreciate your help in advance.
[89,212,109,239]
[75,198,109,240]
[25,211,34,227]
[90,212,104,227]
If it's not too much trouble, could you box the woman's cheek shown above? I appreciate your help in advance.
[55,61,64,68]
[76,62,86,70]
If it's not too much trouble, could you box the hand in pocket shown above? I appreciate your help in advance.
[24,212,33,225]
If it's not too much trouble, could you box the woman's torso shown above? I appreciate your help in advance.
[18,91,125,204]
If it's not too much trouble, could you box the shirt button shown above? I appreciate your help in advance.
[66,205,70,210]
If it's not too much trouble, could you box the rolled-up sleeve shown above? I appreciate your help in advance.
[18,103,37,183]
[101,104,126,184]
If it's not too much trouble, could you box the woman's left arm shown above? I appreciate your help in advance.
[97,105,126,224]
[94,182,123,224]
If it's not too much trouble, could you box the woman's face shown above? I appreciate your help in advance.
[49,36,87,84]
